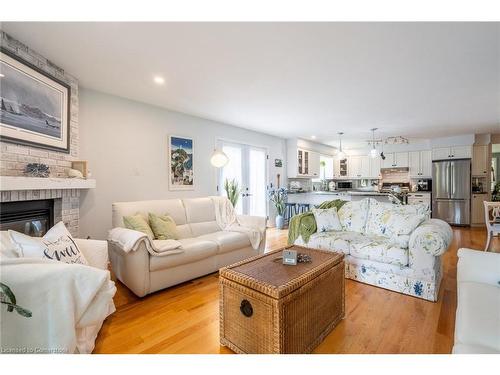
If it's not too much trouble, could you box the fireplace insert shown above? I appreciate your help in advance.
[0,199,54,237]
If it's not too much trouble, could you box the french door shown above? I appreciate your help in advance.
[217,140,267,217]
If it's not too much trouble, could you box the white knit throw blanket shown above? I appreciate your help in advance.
[107,227,183,257]
[211,196,262,250]
[0,257,116,354]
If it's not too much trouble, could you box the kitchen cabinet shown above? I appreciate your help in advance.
[348,156,360,178]
[333,157,348,178]
[287,147,320,178]
[471,193,489,225]
[407,192,431,208]
[369,157,381,178]
[360,156,371,177]
[348,156,370,178]
[308,151,320,178]
[409,150,432,178]
[421,150,432,177]
[432,146,472,160]
[382,152,409,168]
[452,146,473,159]
[432,147,450,160]
[333,158,340,178]
[472,145,489,176]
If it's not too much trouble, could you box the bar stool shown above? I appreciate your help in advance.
[296,203,310,214]
[284,203,297,224]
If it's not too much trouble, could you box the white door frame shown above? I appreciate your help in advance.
[215,137,269,217]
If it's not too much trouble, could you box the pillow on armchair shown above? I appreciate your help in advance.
[337,199,370,232]
[366,200,428,238]
[9,221,89,265]
[386,213,426,236]
[312,207,343,232]
[0,231,19,258]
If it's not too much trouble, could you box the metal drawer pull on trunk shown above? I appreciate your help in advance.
[240,299,253,317]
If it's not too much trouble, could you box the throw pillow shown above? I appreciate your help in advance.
[312,207,343,232]
[0,231,19,258]
[148,213,179,240]
[366,200,394,237]
[386,213,426,236]
[8,221,88,265]
[337,199,370,232]
[123,213,154,239]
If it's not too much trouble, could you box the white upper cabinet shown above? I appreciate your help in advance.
[409,150,432,178]
[308,151,320,178]
[451,146,472,159]
[333,158,341,178]
[409,151,420,176]
[360,156,371,178]
[472,145,489,176]
[381,154,394,169]
[381,152,409,168]
[432,145,472,160]
[395,152,409,167]
[287,145,321,178]
[432,147,450,160]
[348,156,362,178]
[369,157,381,178]
[347,155,376,178]
[420,150,432,177]
[287,147,307,178]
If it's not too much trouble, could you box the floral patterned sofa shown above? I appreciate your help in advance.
[294,198,453,301]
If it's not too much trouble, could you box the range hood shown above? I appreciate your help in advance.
[380,167,410,174]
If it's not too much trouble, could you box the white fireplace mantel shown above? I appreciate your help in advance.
[0,176,96,191]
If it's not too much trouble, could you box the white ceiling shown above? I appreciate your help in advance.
[2,22,499,147]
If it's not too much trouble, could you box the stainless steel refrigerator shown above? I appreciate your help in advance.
[432,159,471,225]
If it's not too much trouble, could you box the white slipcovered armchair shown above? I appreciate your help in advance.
[0,232,116,354]
[453,248,500,354]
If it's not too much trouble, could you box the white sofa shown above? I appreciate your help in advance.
[109,197,266,297]
[453,248,500,354]
[294,198,453,301]
[0,232,115,354]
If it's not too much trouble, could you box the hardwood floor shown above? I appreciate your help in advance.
[94,226,499,354]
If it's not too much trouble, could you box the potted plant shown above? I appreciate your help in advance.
[224,178,241,208]
[493,182,500,202]
[268,187,287,229]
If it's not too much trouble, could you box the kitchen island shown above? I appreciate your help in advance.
[287,190,394,206]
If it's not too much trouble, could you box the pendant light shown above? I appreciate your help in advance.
[210,149,229,168]
[336,132,345,160]
[369,128,378,159]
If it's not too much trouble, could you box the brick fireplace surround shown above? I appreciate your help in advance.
[0,31,82,237]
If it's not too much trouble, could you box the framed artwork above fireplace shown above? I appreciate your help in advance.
[0,48,71,153]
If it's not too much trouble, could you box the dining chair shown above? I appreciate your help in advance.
[483,201,500,251]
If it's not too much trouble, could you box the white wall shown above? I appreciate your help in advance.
[78,89,286,239]
[294,138,337,156]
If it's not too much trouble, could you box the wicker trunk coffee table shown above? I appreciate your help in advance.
[219,245,344,354]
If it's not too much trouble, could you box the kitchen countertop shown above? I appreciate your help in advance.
[289,190,390,196]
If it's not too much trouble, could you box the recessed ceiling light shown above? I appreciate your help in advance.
[311,135,316,139]
[153,76,165,85]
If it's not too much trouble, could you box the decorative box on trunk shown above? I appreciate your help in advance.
[219,246,345,354]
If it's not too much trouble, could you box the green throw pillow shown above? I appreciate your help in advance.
[123,214,154,239]
[148,213,178,240]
